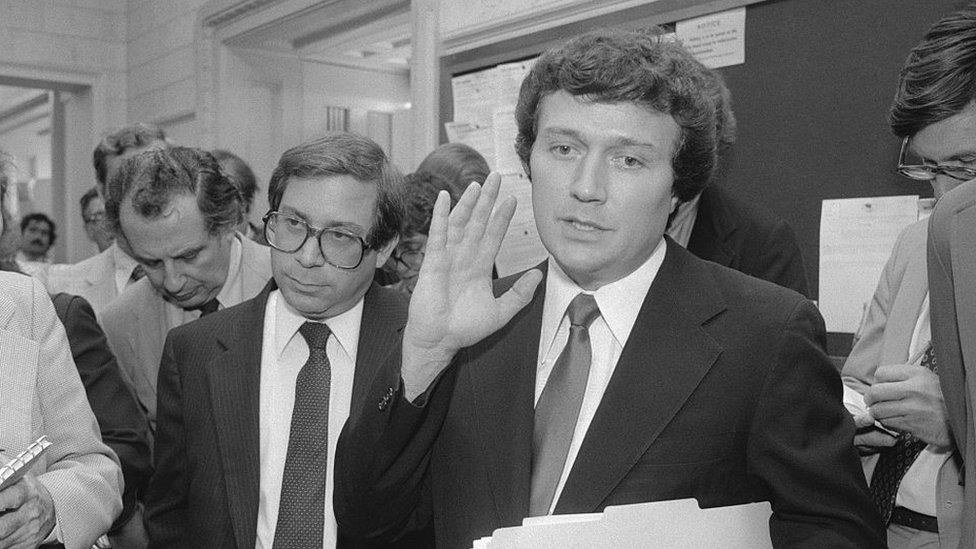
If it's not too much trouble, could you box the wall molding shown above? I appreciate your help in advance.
[442,0,765,56]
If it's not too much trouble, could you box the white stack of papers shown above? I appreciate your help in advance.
[469,498,772,549]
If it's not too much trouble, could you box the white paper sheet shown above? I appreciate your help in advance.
[495,173,547,277]
[676,7,746,69]
[470,499,772,549]
[445,121,497,171]
[819,195,920,333]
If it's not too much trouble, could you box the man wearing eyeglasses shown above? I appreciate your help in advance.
[841,6,976,548]
[144,133,413,549]
[99,147,272,431]
[80,186,115,253]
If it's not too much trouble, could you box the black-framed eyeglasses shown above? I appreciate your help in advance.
[83,212,106,225]
[393,249,424,271]
[263,211,370,270]
[898,137,976,182]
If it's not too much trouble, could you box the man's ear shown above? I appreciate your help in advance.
[374,234,399,268]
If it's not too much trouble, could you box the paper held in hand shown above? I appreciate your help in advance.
[0,436,52,491]
[470,498,773,549]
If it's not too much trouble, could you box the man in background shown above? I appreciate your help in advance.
[45,123,169,313]
[100,147,271,429]
[16,212,55,263]
[669,68,809,297]
[81,186,115,253]
[842,6,976,547]
[146,133,413,548]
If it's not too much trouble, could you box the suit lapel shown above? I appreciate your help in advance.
[208,284,272,549]
[351,284,408,411]
[469,271,547,525]
[882,233,929,364]
[556,242,724,513]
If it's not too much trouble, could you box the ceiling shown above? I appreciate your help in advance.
[214,0,412,73]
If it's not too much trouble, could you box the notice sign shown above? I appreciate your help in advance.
[676,7,746,69]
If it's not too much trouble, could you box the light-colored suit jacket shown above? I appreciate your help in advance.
[44,242,132,315]
[0,271,123,549]
[842,219,963,547]
[101,235,272,428]
[928,179,976,549]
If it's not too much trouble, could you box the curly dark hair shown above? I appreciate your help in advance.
[93,123,167,187]
[514,29,719,201]
[104,147,244,238]
[402,171,454,237]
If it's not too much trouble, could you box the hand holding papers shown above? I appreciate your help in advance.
[470,499,773,549]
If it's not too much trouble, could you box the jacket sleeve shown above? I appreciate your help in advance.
[144,334,190,548]
[334,344,453,545]
[750,298,886,548]
[56,294,153,531]
[28,280,123,549]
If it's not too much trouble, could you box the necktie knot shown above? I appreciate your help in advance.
[299,321,331,351]
[192,298,221,316]
[566,293,600,329]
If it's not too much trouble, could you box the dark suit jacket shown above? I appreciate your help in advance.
[335,239,884,549]
[145,281,409,549]
[52,293,152,531]
[687,185,810,298]
[928,178,976,548]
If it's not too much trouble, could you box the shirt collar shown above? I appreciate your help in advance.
[540,237,667,360]
[273,289,364,362]
[215,234,244,307]
[112,242,139,275]
[666,195,701,248]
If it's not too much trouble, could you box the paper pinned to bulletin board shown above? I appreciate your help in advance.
[676,7,746,69]
[819,195,922,333]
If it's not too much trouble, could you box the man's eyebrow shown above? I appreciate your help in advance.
[277,207,367,234]
[538,127,659,149]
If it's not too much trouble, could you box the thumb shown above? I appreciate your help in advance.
[494,269,543,323]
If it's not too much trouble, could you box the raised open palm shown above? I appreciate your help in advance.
[401,173,542,399]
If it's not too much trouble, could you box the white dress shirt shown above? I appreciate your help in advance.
[255,290,362,549]
[895,294,952,516]
[665,195,700,248]
[111,242,143,295]
[535,238,666,513]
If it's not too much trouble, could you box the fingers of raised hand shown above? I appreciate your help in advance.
[425,189,453,253]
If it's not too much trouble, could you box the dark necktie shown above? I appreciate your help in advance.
[529,293,601,516]
[129,264,146,283]
[869,344,938,524]
[194,298,220,317]
[273,321,332,548]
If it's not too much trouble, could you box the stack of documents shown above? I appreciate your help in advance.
[469,498,772,549]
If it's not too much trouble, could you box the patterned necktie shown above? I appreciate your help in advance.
[273,321,332,548]
[529,293,601,516]
[869,344,938,524]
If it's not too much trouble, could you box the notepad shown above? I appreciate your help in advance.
[0,436,51,491]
